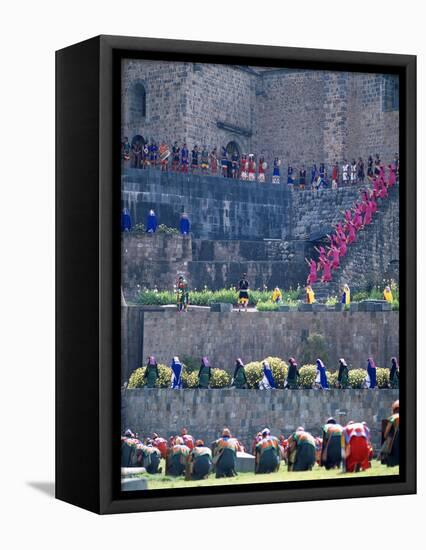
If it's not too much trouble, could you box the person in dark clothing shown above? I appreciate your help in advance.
[238,273,249,312]
[320,418,343,470]
[232,358,247,389]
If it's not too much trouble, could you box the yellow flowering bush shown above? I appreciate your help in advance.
[348,369,367,389]
[245,361,263,388]
[299,365,317,388]
[128,367,146,388]
[376,367,390,388]
[211,369,232,388]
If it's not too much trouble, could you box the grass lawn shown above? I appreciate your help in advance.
[137,460,398,490]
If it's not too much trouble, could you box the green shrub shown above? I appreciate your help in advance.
[256,301,279,311]
[325,295,338,306]
[157,224,179,235]
[211,369,232,388]
[245,361,263,388]
[127,364,170,388]
[182,370,198,388]
[327,371,338,388]
[376,367,390,388]
[130,223,145,233]
[392,299,399,311]
[128,367,146,388]
[349,368,366,389]
[299,364,316,388]
[136,290,175,305]
[263,356,288,388]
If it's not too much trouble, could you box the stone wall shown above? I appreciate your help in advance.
[121,388,399,450]
[121,307,399,383]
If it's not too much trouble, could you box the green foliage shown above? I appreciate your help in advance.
[327,371,338,388]
[181,355,199,372]
[127,364,170,388]
[325,295,338,306]
[137,290,175,305]
[157,364,172,388]
[210,369,232,388]
[128,367,147,388]
[131,222,146,233]
[376,367,390,388]
[299,364,316,388]
[256,301,279,311]
[182,370,199,388]
[245,361,263,388]
[263,356,288,388]
[300,333,329,366]
[157,224,179,235]
[348,369,366,389]
[391,299,399,311]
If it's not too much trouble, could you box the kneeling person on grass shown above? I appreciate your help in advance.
[166,436,191,476]
[213,428,241,478]
[320,418,343,470]
[255,428,281,474]
[139,440,162,474]
[186,440,213,480]
[342,421,372,472]
[287,427,316,471]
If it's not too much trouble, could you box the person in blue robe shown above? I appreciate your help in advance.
[121,208,132,232]
[287,164,294,185]
[315,358,329,389]
[146,209,158,233]
[366,357,377,389]
[179,213,190,235]
[170,356,183,389]
[260,360,276,389]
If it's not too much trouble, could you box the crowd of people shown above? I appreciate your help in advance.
[121,399,399,480]
[142,355,400,390]
[305,161,398,284]
[121,137,399,189]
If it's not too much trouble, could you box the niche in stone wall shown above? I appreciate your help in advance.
[129,81,147,121]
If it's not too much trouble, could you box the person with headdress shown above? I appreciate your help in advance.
[121,208,132,232]
[255,428,281,474]
[248,154,256,182]
[166,436,191,476]
[306,285,315,304]
[209,147,218,175]
[198,356,212,388]
[337,358,349,389]
[320,418,343,469]
[121,136,131,162]
[181,427,195,450]
[389,357,399,389]
[213,428,240,478]
[237,273,250,312]
[341,284,351,305]
[272,157,281,184]
[176,275,189,312]
[138,440,162,474]
[231,149,240,179]
[152,432,168,459]
[240,154,248,181]
[365,358,377,389]
[259,360,276,390]
[171,141,180,171]
[271,286,282,304]
[181,142,189,173]
[232,358,247,389]
[146,209,158,233]
[314,358,329,389]
[383,285,393,303]
[380,400,399,467]
[287,163,294,185]
[286,357,300,389]
[258,155,266,183]
[342,421,372,472]
[179,212,190,235]
[186,440,213,480]
[144,356,159,388]
[287,427,316,471]
[199,145,209,173]
[170,356,183,389]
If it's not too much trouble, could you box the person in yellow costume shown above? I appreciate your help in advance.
[271,287,282,303]
[383,285,393,303]
[341,284,351,305]
[306,285,315,304]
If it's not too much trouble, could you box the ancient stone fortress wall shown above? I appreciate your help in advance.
[121,388,399,450]
[122,59,399,171]
[121,307,399,383]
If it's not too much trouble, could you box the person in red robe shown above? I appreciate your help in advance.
[347,221,357,244]
[327,245,340,270]
[342,421,373,472]
[305,258,318,284]
[388,163,396,187]
[152,433,168,459]
[181,427,195,450]
[320,257,332,282]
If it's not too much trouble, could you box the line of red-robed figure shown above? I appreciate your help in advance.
[305,163,398,285]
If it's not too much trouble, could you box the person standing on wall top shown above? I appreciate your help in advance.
[287,163,294,185]
[232,358,247,389]
[286,357,300,389]
[144,356,159,388]
[121,208,132,232]
[299,165,306,190]
[342,159,349,186]
[209,147,218,175]
[248,154,256,181]
[200,145,209,173]
[389,357,399,389]
[170,356,183,389]
[341,284,351,305]
[191,145,199,173]
[365,357,377,389]
[350,159,357,184]
[310,162,317,187]
[237,273,250,312]
[272,157,281,184]
[121,136,131,162]
[231,149,240,179]
[146,209,157,233]
[221,146,228,177]
[198,356,212,388]
[171,141,180,171]
[181,142,189,173]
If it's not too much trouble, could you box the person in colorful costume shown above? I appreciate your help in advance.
[198,356,212,388]
[240,154,248,180]
[200,146,209,173]
[237,273,250,312]
[221,147,228,177]
[350,159,357,184]
[271,287,282,303]
[166,436,191,476]
[342,421,372,472]
[305,258,318,285]
[121,429,139,467]
[381,400,399,467]
[320,418,343,469]
[286,357,300,389]
[287,428,316,471]
[310,163,317,187]
[272,158,281,184]
[314,358,329,389]
[187,440,213,480]
[337,358,349,389]
[191,145,199,173]
[383,285,393,303]
[121,136,131,162]
[152,433,168,459]
[213,428,240,478]
[331,162,339,189]
[209,147,218,175]
[258,156,266,183]
[179,212,190,235]
[287,164,294,185]
[138,441,161,474]
[180,428,195,450]
[306,285,315,304]
[232,358,247,389]
[259,360,276,389]
[319,163,326,185]
[365,357,377,389]
[121,208,132,232]
[171,141,180,171]
[170,356,183,389]
[255,429,281,473]
[248,154,256,182]
[176,275,189,312]
[144,355,159,388]
[341,284,350,305]
[149,141,158,167]
[389,357,399,389]
[231,150,240,179]
[146,209,158,233]
[181,143,189,173]
[159,141,170,172]
[299,165,306,190]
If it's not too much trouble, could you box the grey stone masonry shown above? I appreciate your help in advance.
[121,388,399,451]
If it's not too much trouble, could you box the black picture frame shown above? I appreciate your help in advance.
[56,35,416,514]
